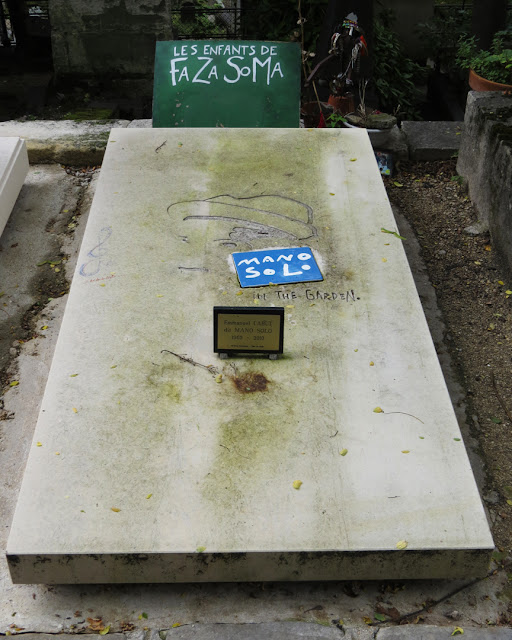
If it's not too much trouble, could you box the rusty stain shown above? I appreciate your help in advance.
[231,372,269,393]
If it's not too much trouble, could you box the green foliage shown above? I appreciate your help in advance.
[456,30,512,84]
[417,8,471,74]
[373,10,426,120]
[172,1,228,39]
[326,113,347,128]
[242,0,326,54]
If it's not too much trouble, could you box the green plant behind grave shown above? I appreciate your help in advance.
[171,0,228,39]
[242,0,325,54]
[417,7,472,74]
[456,30,512,84]
[373,10,427,120]
[327,113,347,128]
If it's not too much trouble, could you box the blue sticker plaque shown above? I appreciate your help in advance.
[233,247,323,288]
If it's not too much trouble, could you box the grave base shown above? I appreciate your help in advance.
[7,128,493,583]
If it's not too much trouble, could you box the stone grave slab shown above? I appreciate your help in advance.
[0,137,29,237]
[7,128,493,583]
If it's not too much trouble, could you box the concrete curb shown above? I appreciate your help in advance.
[12,624,512,639]
[377,625,512,638]
[0,119,463,166]
[0,120,136,164]
[401,121,464,161]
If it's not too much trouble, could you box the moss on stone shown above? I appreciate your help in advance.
[62,109,116,121]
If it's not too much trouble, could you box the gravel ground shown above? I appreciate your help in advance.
[386,159,512,556]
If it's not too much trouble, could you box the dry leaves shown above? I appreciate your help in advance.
[87,618,105,632]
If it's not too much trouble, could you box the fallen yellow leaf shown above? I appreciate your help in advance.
[369,361,374,366]
[293,480,303,490]
[286,304,295,309]
[70,373,78,377]
[10,380,19,387]
[236,291,243,296]
[485,245,492,251]
[373,407,383,413]
[396,540,408,550]
[350,158,357,162]
[506,290,512,295]
[72,407,78,413]
[172,624,181,629]
[196,546,206,553]
[498,280,504,285]
[452,628,464,636]
[100,283,106,287]
[36,442,42,447]
[41,325,48,330]
[111,507,121,512]
[382,258,387,262]
[99,626,110,636]
[329,192,335,195]
[401,450,410,454]
[146,493,153,499]
[340,449,348,456]
[215,374,223,383]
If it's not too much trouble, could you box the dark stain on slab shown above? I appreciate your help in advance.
[231,372,269,393]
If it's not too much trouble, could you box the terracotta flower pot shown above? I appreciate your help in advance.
[327,94,355,115]
[300,101,333,128]
[469,69,512,92]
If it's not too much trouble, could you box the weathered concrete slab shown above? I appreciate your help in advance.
[0,137,28,237]
[367,125,408,160]
[401,121,464,161]
[457,92,512,274]
[6,128,493,583]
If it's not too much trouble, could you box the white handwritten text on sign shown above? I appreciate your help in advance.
[233,247,323,288]
[169,43,285,86]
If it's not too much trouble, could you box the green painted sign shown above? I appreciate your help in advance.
[152,40,301,128]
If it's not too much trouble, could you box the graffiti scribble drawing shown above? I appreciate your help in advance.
[79,227,112,277]
[167,194,317,249]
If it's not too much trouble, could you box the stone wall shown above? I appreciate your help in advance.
[49,0,174,78]
[457,91,512,274]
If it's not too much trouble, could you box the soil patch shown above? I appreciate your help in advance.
[386,159,512,552]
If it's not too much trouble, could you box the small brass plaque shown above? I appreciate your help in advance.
[214,307,284,355]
